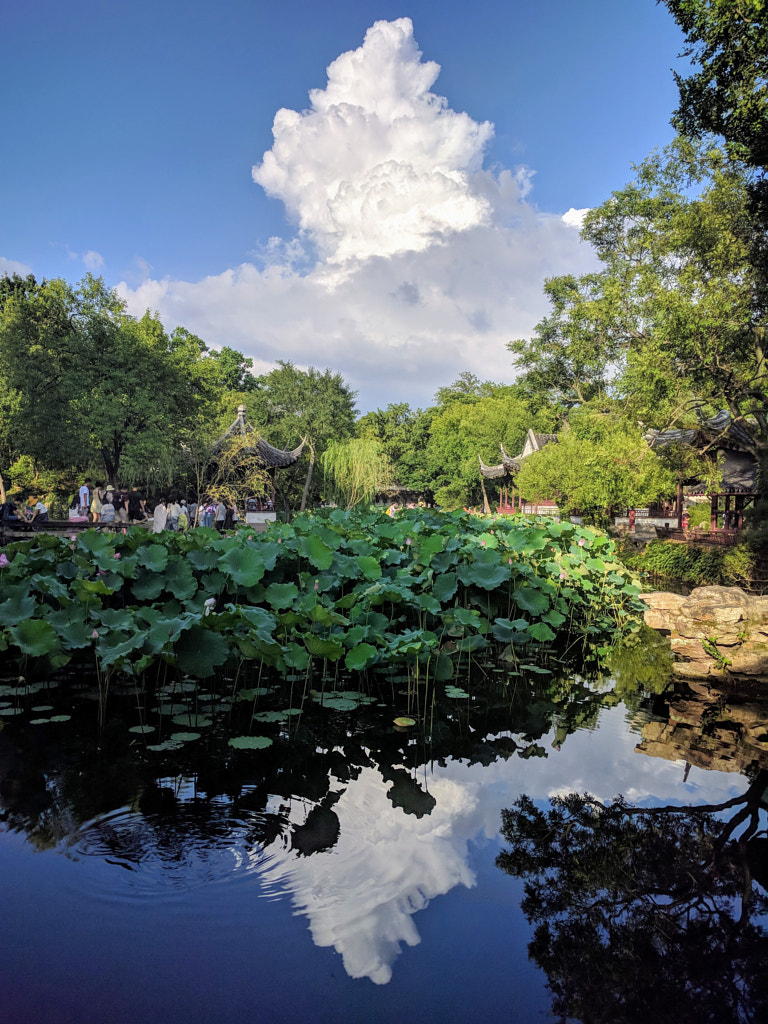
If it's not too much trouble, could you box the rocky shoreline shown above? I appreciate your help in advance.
[641,586,768,682]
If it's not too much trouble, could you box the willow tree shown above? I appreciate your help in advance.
[320,437,394,509]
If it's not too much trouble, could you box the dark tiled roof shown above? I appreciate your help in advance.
[215,405,306,469]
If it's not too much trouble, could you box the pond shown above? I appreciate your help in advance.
[2,644,766,1024]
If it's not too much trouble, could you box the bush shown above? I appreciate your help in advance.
[621,539,759,589]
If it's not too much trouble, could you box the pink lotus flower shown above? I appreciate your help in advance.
[405,538,412,546]
[480,540,486,547]
[314,581,319,591]
[114,552,121,559]
[578,538,585,547]
[559,572,567,580]
[0,553,9,568]
[91,630,99,639]
[508,558,513,565]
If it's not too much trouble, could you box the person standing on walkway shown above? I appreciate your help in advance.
[78,478,91,517]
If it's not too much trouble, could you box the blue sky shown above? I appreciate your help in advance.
[1,0,687,411]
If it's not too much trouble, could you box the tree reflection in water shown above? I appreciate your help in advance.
[497,775,768,1024]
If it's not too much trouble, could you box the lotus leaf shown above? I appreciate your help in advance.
[0,589,37,627]
[228,735,273,750]
[445,686,469,699]
[526,621,556,642]
[218,546,265,587]
[357,555,382,580]
[174,626,230,677]
[265,582,299,609]
[171,714,213,727]
[431,572,458,603]
[137,545,169,572]
[9,619,60,657]
[344,643,378,670]
[303,634,344,660]
[513,587,550,616]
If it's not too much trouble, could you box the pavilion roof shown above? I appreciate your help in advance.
[478,432,554,480]
[215,405,306,469]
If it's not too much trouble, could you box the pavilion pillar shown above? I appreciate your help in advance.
[724,494,732,529]
[676,479,684,529]
[710,494,719,531]
[735,495,745,529]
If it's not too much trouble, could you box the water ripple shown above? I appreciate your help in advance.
[66,803,290,898]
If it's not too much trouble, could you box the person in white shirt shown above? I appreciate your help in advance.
[78,479,91,515]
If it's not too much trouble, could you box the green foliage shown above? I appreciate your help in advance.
[510,138,768,473]
[424,379,555,509]
[622,538,759,588]
[356,403,433,493]
[321,437,394,508]
[246,360,358,513]
[664,0,768,170]
[515,406,674,521]
[0,511,643,677]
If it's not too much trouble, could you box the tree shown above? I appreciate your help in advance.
[356,403,433,494]
[511,139,768,485]
[320,437,395,508]
[498,778,768,1023]
[514,405,676,522]
[664,0,768,171]
[0,275,208,484]
[424,379,556,509]
[248,361,357,514]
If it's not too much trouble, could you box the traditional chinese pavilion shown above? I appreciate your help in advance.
[478,429,558,514]
[645,410,759,530]
[213,405,306,519]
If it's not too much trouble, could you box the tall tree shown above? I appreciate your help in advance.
[356,403,433,494]
[248,361,358,514]
[511,139,768,483]
[498,781,768,1023]
[0,275,202,483]
[664,0,768,171]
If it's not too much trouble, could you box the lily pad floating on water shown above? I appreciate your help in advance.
[393,716,416,727]
[146,740,185,752]
[0,707,24,716]
[129,725,156,735]
[519,665,553,675]
[171,714,213,728]
[152,703,189,716]
[169,732,201,743]
[228,735,273,750]
[31,705,54,712]
[444,686,469,699]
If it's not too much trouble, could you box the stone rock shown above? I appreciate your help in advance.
[642,585,768,682]
[727,649,768,675]
[640,592,686,632]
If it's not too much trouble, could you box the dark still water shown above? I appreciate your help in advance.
[1,654,766,1024]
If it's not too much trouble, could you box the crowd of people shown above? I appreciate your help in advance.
[71,480,249,533]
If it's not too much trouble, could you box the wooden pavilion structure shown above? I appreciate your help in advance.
[478,429,558,514]
[645,410,759,531]
[213,405,306,515]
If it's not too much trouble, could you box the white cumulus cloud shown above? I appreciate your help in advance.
[118,18,598,412]
[562,207,589,229]
[0,256,33,277]
[83,249,105,270]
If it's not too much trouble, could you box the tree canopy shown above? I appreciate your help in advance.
[498,779,768,1023]
[510,139,768,489]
